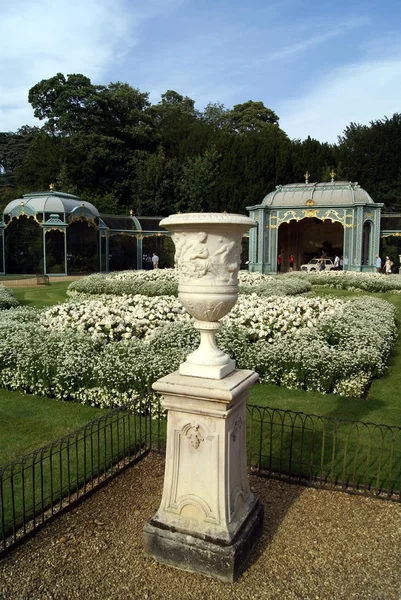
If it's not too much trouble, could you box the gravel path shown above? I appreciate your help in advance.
[1,453,400,599]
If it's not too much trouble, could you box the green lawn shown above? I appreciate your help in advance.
[12,281,73,308]
[0,390,108,466]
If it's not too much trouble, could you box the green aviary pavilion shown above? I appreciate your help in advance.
[0,187,170,275]
[1,177,401,275]
[247,172,401,273]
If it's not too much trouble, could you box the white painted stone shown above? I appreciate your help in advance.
[144,213,262,580]
[159,212,256,380]
[151,369,259,542]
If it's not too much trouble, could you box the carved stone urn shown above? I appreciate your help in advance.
[144,212,263,583]
[159,213,256,379]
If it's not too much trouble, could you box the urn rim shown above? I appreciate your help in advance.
[160,212,256,229]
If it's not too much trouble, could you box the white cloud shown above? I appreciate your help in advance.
[279,53,401,143]
[0,0,148,131]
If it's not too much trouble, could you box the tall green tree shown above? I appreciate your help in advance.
[227,100,279,133]
[338,115,401,209]
[175,147,221,212]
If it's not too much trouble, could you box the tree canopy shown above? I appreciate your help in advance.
[1,72,400,216]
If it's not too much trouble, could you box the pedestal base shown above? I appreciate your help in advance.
[143,499,264,582]
[179,358,235,380]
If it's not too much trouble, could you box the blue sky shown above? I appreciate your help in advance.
[1,0,401,142]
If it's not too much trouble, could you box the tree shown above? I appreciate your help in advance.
[15,131,62,191]
[202,102,231,129]
[131,148,179,216]
[338,115,401,209]
[226,100,279,133]
[175,147,221,212]
[0,126,40,188]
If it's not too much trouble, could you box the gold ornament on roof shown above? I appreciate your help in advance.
[49,183,55,191]
[304,170,310,184]
[305,199,315,206]
[129,209,134,216]
[330,169,336,183]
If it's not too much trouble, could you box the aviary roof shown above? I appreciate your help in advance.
[261,181,375,207]
[3,191,99,217]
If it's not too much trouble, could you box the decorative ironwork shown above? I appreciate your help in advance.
[0,402,154,554]
[302,209,319,219]
[381,232,401,238]
[2,400,401,555]
[246,404,401,502]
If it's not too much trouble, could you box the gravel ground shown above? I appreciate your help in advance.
[1,453,400,600]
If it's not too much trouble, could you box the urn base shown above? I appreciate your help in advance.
[179,357,235,379]
[143,499,264,583]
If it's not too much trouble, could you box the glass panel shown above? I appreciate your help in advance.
[5,216,43,274]
[45,230,66,273]
[67,221,99,273]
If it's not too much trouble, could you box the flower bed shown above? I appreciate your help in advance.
[0,286,19,310]
[0,284,396,406]
[40,293,337,343]
[67,269,311,299]
[285,271,401,293]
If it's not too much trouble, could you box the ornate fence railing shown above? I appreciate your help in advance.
[1,401,400,554]
[0,403,157,553]
[246,405,401,500]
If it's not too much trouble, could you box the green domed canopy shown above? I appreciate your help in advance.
[262,181,374,208]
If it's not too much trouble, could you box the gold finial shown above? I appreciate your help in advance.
[129,209,134,216]
[330,169,336,183]
[304,171,310,184]
[49,183,55,192]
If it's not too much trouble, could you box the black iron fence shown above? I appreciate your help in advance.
[1,400,401,554]
[0,402,156,553]
[247,405,401,500]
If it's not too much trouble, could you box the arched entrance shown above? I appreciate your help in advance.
[277,218,343,271]
[362,221,372,266]
[5,216,42,274]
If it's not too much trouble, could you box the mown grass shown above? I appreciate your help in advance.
[11,281,72,308]
[0,390,108,466]
[1,406,152,540]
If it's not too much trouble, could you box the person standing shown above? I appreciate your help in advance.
[334,254,340,270]
[152,252,159,269]
[385,256,393,275]
[375,254,382,273]
[277,254,282,273]
[289,254,294,271]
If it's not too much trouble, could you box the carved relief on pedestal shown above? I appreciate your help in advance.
[228,413,249,522]
[184,422,205,449]
[165,421,220,524]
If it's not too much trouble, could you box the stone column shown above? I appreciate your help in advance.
[143,370,263,582]
[143,213,263,582]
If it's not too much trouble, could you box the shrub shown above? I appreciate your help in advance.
[0,286,20,310]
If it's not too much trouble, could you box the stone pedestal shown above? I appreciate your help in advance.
[143,369,264,582]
